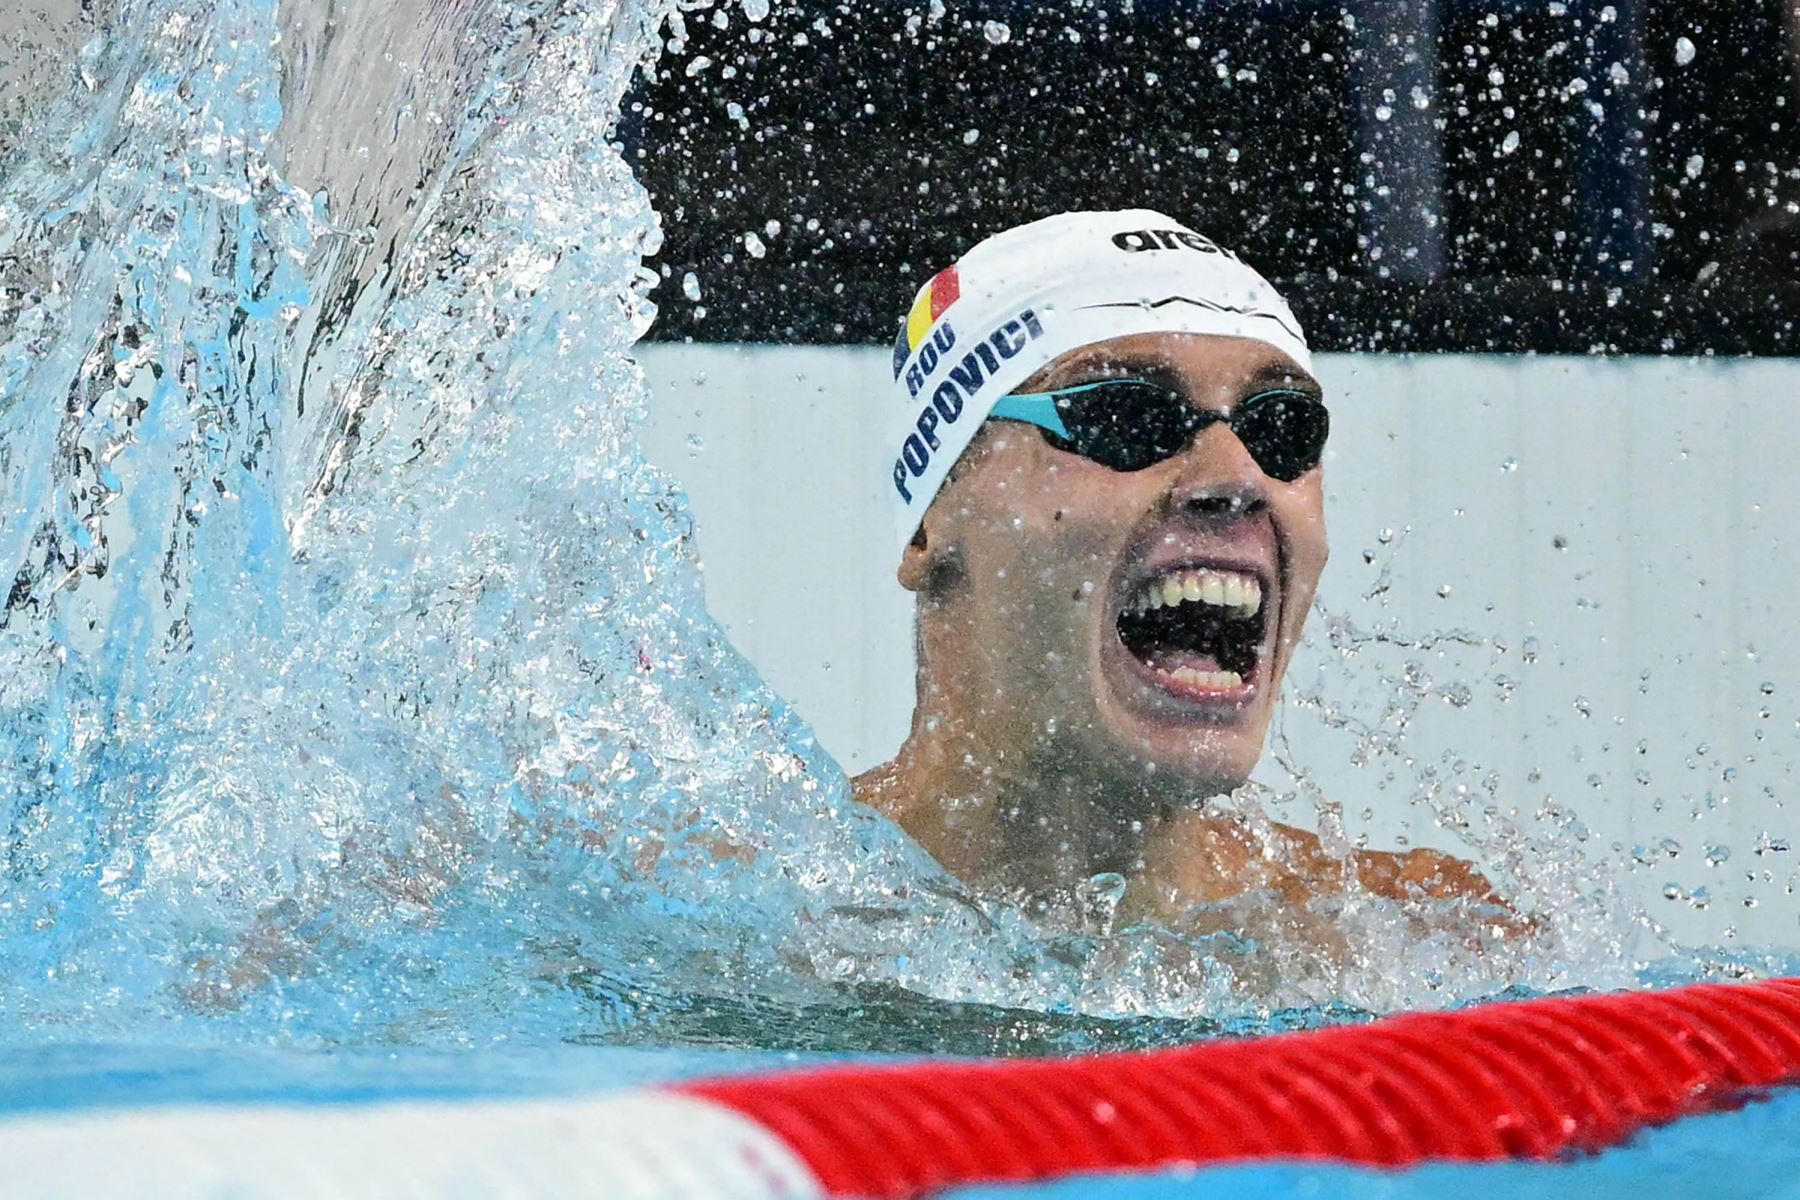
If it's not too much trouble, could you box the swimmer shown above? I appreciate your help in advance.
[853,210,1504,929]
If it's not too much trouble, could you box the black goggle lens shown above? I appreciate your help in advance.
[1227,389,1330,482]
[1047,381,1199,471]
[1048,381,1328,482]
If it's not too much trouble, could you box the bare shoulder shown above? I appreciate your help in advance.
[1353,844,1503,904]
[1267,822,1504,906]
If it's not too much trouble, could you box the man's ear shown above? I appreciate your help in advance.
[898,510,965,598]
[896,523,932,593]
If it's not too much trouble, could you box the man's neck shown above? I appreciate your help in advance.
[853,709,1176,900]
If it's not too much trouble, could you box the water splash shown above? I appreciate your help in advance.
[0,0,972,1043]
[1262,590,1655,1001]
[0,0,1655,1049]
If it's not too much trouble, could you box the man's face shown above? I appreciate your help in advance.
[906,332,1328,799]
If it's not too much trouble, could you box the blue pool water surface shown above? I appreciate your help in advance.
[0,1043,805,1117]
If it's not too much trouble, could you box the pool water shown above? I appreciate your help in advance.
[0,1042,791,1118]
[0,991,1376,1117]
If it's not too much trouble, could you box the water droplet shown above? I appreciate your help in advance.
[1375,104,1393,122]
[681,272,701,302]
[1088,871,1127,902]
[1674,35,1696,66]
[740,0,770,20]
[983,19,1010,44]
[962,128,981,145]
[742,231,766,258]
[1074,871,1128,935]
[1500,130,1520,155]
[1685,153,1705,180]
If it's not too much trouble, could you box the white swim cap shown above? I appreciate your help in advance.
[883,209,1312,553]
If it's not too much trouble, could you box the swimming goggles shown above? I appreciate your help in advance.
[988,378,1329,481]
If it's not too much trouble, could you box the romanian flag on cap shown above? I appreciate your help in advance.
[890,266,961,378]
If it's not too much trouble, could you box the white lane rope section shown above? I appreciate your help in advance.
[0,1090,824,1199]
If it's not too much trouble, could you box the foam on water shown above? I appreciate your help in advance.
[0,0,1687,1049]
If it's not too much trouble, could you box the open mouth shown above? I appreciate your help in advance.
[1115,565,1269,700]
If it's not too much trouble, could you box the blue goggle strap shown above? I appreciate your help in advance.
[988,380,1138,441]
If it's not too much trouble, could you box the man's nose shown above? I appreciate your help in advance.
[1165,423,1270,519]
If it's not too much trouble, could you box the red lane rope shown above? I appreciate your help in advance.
[680,978,1800,1198]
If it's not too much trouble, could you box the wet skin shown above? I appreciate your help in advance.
[854,332,1502,922]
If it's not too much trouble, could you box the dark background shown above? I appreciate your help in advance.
[622,0,1798,353]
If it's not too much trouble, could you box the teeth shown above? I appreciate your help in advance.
[1162,666,1245,690]
[1134,567,1263,619]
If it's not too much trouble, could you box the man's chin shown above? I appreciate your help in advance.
[1092,696,1270,797]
